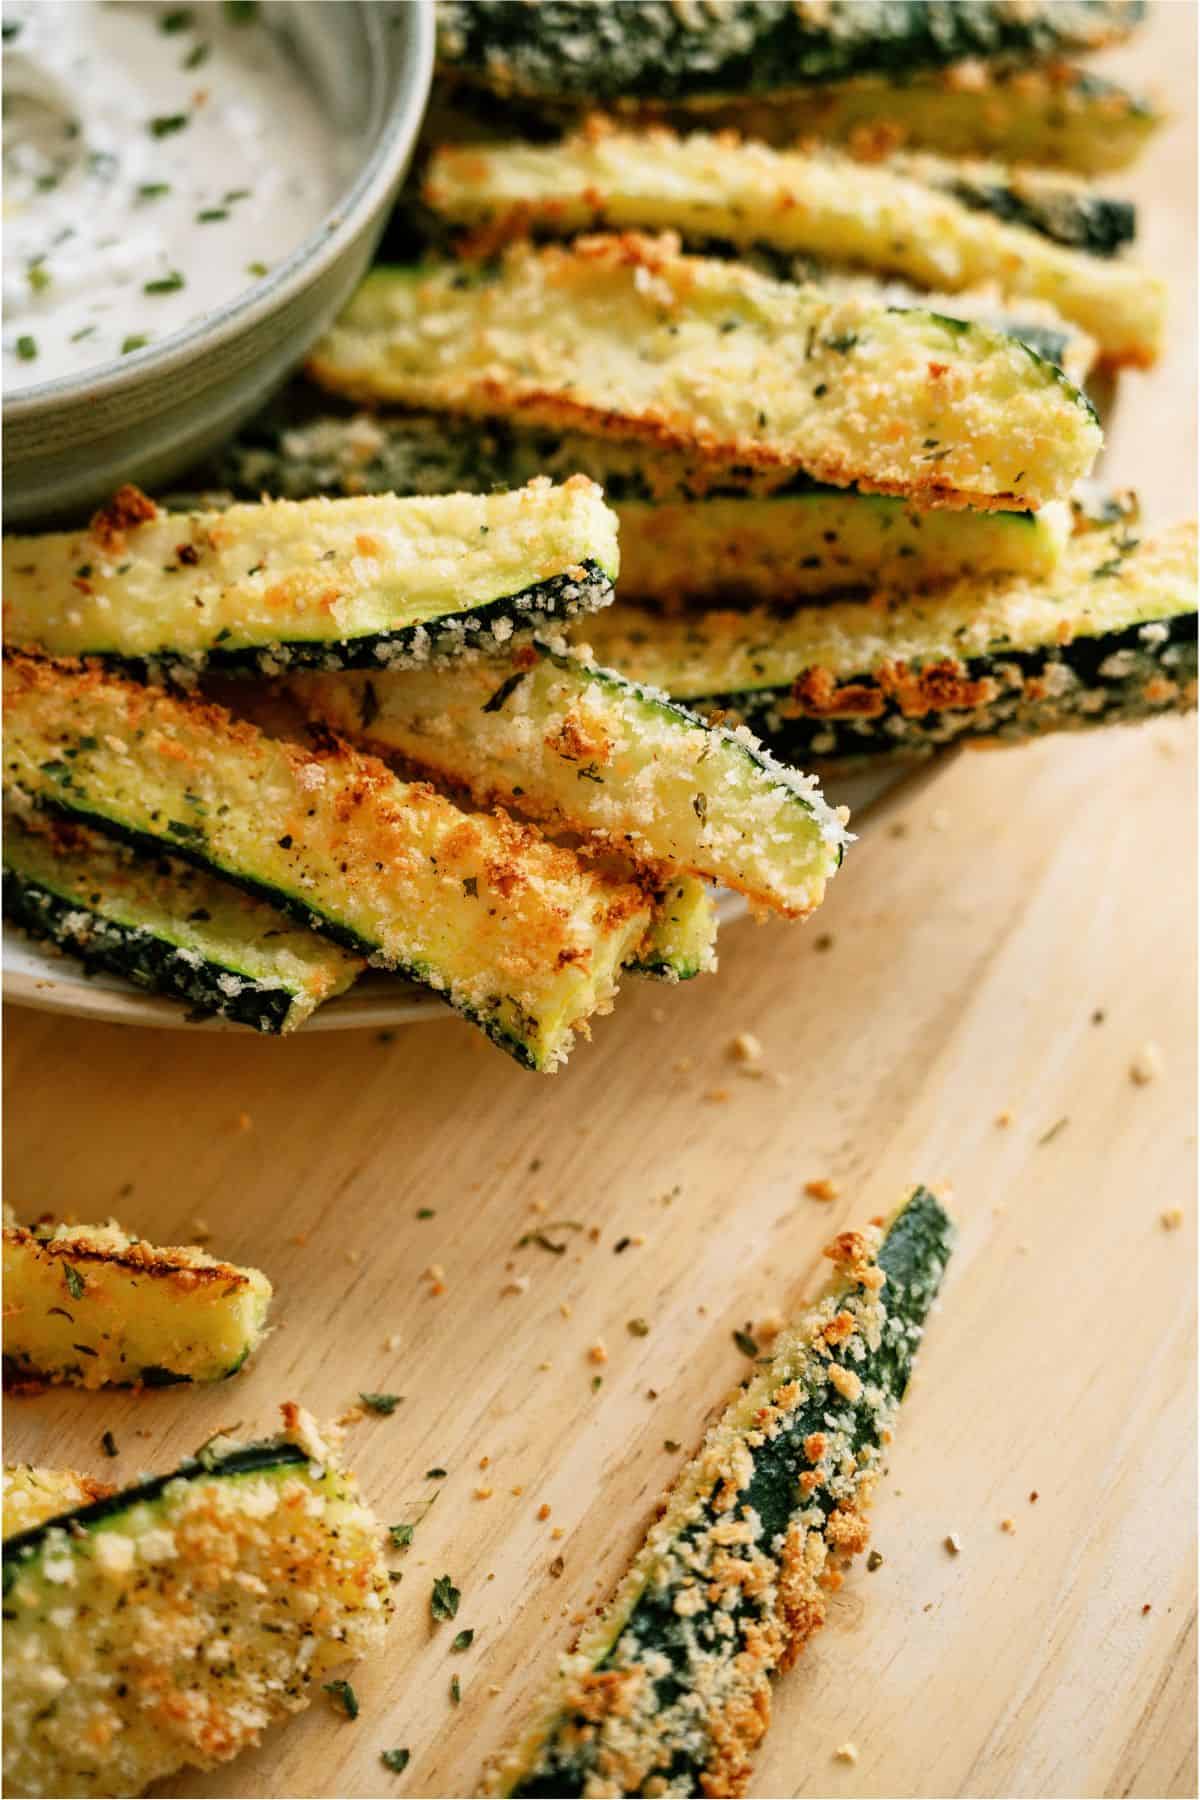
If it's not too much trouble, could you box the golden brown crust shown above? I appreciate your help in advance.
[89,484,159,554]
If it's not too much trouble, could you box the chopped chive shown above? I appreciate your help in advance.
[27,264,51,293]
[15,336,37,361]
[183,40,210,67]
[144,271,185,295]
[360,1392,402,1415]
[733,1328,759,1358]
[121,334,149,355]
[159,7,194,31]
[381,1749,410,1774]
[63,1265,85,1300]
[137,183,171,201]
[196,208,229,222]
[323,1678,358,1720]
[246,260,269,277]
[431,1574,460,1621]
[101,1430,119,1458]
[148,113,189,138]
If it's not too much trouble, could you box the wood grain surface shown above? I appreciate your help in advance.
[3,9,1196,1798]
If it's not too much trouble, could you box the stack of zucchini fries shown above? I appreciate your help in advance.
[3,0,1195,1072]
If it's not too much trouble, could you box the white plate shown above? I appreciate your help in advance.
[2,756,949,1032]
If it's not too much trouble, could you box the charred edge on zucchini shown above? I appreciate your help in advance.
[484,1186,954,1798]
[435,1,1144,104]
[3,812,362,1034]
[889,153,1135,256]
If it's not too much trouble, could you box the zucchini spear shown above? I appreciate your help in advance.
[424,130,1160,365]
[2,1214,273,1389]
[577,521,1199,763]
[2,479,618,676]
[307,237,1102,512]
[2,1409,390,1800]
[483,1186,954,1798]
[2,653,655,1072]
[3,810,363,1034]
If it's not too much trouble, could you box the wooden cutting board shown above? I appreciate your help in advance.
[4,9,1195,1798]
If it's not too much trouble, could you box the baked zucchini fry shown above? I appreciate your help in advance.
[425,132,1161,366]
[886,151,1136,257]
[436,1,1143,105]
[2,1215,273,1389]
[208,408,1075,600]
[482,1186,954,1798]
[309,238,1102,511]
[3,1470,114,1537]
[2,480,617,676]
[291,650,849,918]
[3,811,362,1033]
[2,1408,390,1800]
[578,522,1199,763]
[630,877,717,982]
[2,654,654,1071]
[643,65,1163,175]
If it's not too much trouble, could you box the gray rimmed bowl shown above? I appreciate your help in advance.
[3,0,433,529]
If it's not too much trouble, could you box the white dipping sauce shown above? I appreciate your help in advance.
[2,0,346,392]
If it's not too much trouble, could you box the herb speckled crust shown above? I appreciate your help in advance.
[2,481,618,676]
[425,129,1159,365]
[308,237,1101,512]
[3,811,361,1033]
[2,1214,273,1389]
[483,1188,953,1798]
[887,152,1135,257]
[578,522,1198,764]
[191,401,1073,603]
[3,653,653,1072]
[3,1468,115,1538]
[436,2,1143,104]
[2,1412,390,1799]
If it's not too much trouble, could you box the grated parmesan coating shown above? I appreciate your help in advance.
[2,480,619,673]
[291,649,849,919]
[425,127,1161,366]
[481,1187,954,1798]
[307,235,1101,511]
[3,1469,115,1538]
[2,1214,273,1389]
[2,653,652,1071]
[2,1410,391,1799]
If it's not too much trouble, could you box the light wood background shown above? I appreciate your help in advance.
[4,9,1196,1798]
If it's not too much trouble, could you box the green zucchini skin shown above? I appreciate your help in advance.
[487,1188,954,1798]
[907,161,1135,257]
[3,815,361,1033]
[436,2,1143,104]
[628,878,718,982]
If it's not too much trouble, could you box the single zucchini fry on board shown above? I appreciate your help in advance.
[483,1186,954,1798]
[207,406,1074,602]
[435,1,1144,105]
[578,522,1199,764]
[425,131,1161,366]
[2,1408,390,1800]
[2,653,654,1071]
[3,1469,115,1537]
[3,811,362,1033]
[2,479,618,676]
[2,1214,273,1388]
[292,649,849,918]
[307,237,1101,512]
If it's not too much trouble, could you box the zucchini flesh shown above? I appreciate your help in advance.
[2,481,617,675]
[627,65,1163,175]
[203,405,1074,599]
[3,811,362,1033]
[436,2,1143,103]
[290,650,849,919]
[2,1216,273,1389]
[2,654,654,1072]
[2,1414,390,1800]
[483,1187,954,1797]
[3,1470,114,1537]
[631,876,717,982]
[308,240,1101,511]
[886,151,1136,257]
[425,131,1161,366]
[577,522,1199,762]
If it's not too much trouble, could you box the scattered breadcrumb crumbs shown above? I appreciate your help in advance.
[756,1310,785,1342]
[704,1087,730,1103]
[190,1216,211,1241]
[866,1549,884,1571]
[727,1031,762,1064]
[805,1178,839,1202]
[560,1302,572,1318]
[536,1503,551,1522]
[1142,1603,1152,1615]
[1000,1517,1017,1534]
[235,1111,252,1131]
[944,1533,962,1556]
[478,1456,490,1470]
[292,1231,309,1247]
[814,932,834,952]
[588,1341,608,1365]
[345,1249,360,1265]
[501,1276,530,1296]
[1029,1491,1039,1503]
[475,1486,493,1500]
[530,1198,548,1215]
[511,1486,524,1496]
[834,1743,859,1764]
[385,1334,402,1353]
[1130,1041,1165,1085]
[994,1109,1013,1128]
[550,1527,564,1541]
[1160,1208,1183,1231]
[674,1056,694,1074]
